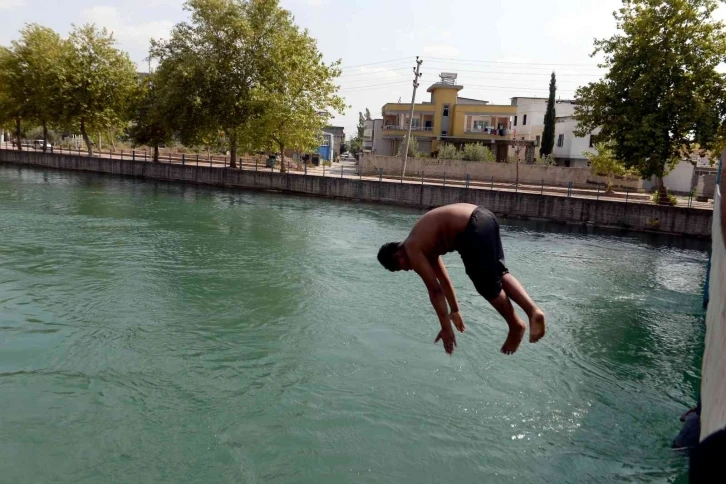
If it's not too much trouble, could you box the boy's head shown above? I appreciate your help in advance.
[377,242,410,272]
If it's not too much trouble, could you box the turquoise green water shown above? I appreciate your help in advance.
[0,165,708,483]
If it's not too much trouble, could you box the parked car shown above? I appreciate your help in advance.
[19,139,53,149]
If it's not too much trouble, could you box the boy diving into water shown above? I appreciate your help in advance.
[377,203,546,355]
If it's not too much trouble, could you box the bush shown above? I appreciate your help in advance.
[437,142,462,160]
[322,160,332,167]
[462,143,495,162]
[397,134,420,157]
[652,191,678,206]
[535,154,556,166]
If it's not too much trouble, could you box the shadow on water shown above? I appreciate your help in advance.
[499,217,711,252]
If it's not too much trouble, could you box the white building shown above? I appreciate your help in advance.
[362,119,374,152]
[553,115,601,168]
[363,119,385,154]
[511,97,598,167]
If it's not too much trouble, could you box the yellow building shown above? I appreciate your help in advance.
[380,73,519,161]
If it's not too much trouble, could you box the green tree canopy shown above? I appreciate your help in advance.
[249,2,345,171]
[574,0,726,186]
[129,75,174,162]
[152,0,312,168]
[357,111,365,138]
[0,45,31,150]
[11,24,66,151]
[584,141,629,192]
[540,72,556,158]
[59,24,138,155]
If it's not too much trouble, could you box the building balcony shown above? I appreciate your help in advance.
[464,127,513,136]
[383,125,434,132]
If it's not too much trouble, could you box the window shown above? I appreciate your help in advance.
[442,105,450,117]
[411,118,420,128]
[441,130,448,137]
[589,134,598,148]
[557,134,564,147]
[523,114,527,126]
[535,135,541,147]
[514,115,518,127]
[473,120,488,131]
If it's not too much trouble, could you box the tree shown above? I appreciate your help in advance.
[574,0,726,193]
[510,138,531,185]
[348,135,362,154]
[151,0,308,168]
[365,108,371,121]
[0,46,31,151]
[540,72,556,158]
[347,110,368,155]
[11,24,65,152]
[397,134,419,157]
[357,111,366,139]
[584,141,629,192]
[59,24,138,155]
[250,3,345,172]
[129,75,174,162]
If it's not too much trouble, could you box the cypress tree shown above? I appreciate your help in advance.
[540,72,556,158]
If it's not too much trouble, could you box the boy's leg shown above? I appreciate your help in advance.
[488,289,526,355]
[501,273,546,343]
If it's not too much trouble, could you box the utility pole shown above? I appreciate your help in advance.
[402,57,423,178]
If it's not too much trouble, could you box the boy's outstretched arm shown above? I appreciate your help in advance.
[433,257,465,333]
[409,251,457,355]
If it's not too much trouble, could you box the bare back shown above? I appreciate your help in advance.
[404,203,477,259]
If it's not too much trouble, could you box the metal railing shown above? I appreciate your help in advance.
[0,141,712,210]
[464,128,513,136]
[383,125,434,132]
[0,141,266,170]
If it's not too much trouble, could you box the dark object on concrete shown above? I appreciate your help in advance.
[673,413,701,450]
[690,427,726,483]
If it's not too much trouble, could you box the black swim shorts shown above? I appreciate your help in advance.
[455,208,509,301]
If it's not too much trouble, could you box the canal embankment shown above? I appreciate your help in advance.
[0,149,713,238]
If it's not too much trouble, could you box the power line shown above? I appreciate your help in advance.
[423,66,603,77]
[339,67,411,78]
[340,57,413,69]
[338,77,411,88]
[465,84,578,92]
[337,56,605,75]
[337,81,410,92]
[426,56,604,68]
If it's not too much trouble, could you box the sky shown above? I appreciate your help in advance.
[1,0,725,139]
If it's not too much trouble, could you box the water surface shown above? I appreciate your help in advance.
[0,165,707,483]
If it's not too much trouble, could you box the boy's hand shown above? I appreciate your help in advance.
[435,326,457,355]
[450,311,466,333]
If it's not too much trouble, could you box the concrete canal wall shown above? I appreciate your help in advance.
[0,150,712,238]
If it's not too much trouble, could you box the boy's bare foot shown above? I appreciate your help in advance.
[529,308,546,343]
[501,319,526,355]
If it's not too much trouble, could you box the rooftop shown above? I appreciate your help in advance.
[427,72,464,93]
[457,97,489,105]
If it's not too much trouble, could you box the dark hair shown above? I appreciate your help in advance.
[377,242,402,272]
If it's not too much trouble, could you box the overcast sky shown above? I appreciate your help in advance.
[2,0,725,138]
